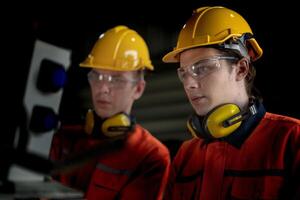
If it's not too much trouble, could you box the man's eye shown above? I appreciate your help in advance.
[194,66,207,74]
[181,72,187,79]
[111,76,125,83]
[178,69,187,78]
[195,64,215,75]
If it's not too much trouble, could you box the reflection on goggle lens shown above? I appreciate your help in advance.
[87,71,137,88]
[177,56,238,82]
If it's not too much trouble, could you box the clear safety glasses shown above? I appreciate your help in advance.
[87,70,138,89]
[177,56,238,82]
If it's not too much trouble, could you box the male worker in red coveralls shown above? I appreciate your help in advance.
[162,6,300,200]
[49,25,170,200]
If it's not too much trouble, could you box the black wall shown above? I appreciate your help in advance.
[2,0,300,143]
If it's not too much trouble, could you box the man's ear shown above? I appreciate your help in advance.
[133,80,145,100]
[235,57,249,81]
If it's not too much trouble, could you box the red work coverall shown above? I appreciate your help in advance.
[165,113,300,200]
[50,124,170,200]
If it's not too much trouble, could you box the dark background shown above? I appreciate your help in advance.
[2,0,299,160]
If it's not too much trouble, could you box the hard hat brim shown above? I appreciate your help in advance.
[162,48,184,63]
[79,62,154,71]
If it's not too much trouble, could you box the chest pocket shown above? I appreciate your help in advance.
[87,162,131,200]
[231,175,284,200]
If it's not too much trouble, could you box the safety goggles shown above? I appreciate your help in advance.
[87,70,138,88]
[177,56,238,82]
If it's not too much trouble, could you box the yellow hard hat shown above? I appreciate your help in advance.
[80,25,154,71]
[163,6,263,62]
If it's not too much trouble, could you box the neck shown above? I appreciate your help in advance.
[235,90,249,111]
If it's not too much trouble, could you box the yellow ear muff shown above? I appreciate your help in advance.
[102,113,132,137]
[205,104,242,138]
[84,109,133,138]
[84,109,95,135]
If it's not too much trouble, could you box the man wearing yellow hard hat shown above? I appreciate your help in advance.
[50,25,170,200]
[163,6,300,199]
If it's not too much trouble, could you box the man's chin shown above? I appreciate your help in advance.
[95,110,114,119]
[194,107,211,117]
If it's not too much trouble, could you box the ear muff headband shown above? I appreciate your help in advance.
[187,118,199,138]
[85,109,95,135]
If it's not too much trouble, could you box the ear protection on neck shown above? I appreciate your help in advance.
[187,103,257,139]
[84,109,135,138]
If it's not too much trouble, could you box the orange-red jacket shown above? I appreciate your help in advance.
[49,124,170,200]
[165,112,300,200]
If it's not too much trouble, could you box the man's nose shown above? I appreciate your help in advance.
[95,80,111,93]
[183,75,200,90]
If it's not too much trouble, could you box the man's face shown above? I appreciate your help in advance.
[88,69,145,118]
[179,47,243,116]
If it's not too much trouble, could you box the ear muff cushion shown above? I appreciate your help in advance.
[187,114,212,139]
[204,104,242,138]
